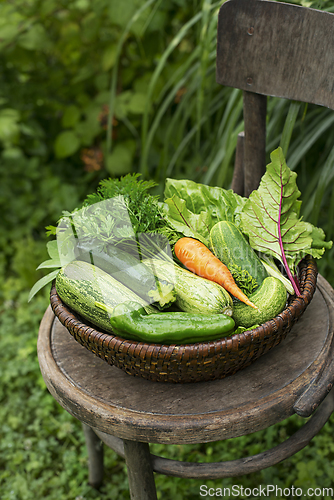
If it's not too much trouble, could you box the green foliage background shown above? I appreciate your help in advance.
[1,0,334,498]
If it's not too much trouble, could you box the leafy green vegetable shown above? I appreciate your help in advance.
[30,174,179,301]
[84,174,165,235]
[233,324,260,335]
[28,240,76,302]
[163,195,212,246]
[44,174,180,258]
[47,174,168,242]
[163,177,246,246]
[58,196,136,254]
[162,158,332,297]
[229,264,258,296]
[241,147,332,295]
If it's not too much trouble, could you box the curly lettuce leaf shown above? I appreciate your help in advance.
[241,147,332,295]
[163,178,246,245]
[162,195,212,246]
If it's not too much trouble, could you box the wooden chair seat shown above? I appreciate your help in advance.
[38,275,334,496]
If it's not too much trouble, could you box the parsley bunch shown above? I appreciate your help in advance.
[83,174,166,235]
[47,174,180,259]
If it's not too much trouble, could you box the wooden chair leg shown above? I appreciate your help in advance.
[82,423,104,488]
[123,439,158,500]
[242,90,267,197]
[231,131,245,196]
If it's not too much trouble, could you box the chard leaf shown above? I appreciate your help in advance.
[260,256,295,295]
[310,226,333,253]
[241,147,332,295]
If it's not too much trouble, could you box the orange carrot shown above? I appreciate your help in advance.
[174,237,257,309]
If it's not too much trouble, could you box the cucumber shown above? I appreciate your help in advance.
[232,276,287,328]
[142,258,233,316]
[210,221,268,292]
[77,244,176,310]
[56,260,157,333]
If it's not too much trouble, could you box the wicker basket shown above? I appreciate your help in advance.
[50,256,318,383]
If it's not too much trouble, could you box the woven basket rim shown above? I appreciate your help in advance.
[50,256,318,354]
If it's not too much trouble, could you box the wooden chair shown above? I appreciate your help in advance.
[217,0,334,197]
[37,1,334,498]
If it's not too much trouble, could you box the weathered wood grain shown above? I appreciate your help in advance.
[123,440,158,500]
[216,0,334,110]
[82,423,104,488]
[93,393,334,479]
[243,91,267,195]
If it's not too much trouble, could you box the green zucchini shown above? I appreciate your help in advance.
[232,276,287,328]
[210,221,268,292]
[142,258,233,316]
[77,244,176,310]
[56,260,157,333]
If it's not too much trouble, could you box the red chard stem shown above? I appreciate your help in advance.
[278,167,302,297]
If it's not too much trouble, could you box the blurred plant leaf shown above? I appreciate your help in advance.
[61,105,81,128]
[101,44,118,71]
[18,23,51,51]
[54,130,80,159]
[0,109,20,146]
[105,140,136,175]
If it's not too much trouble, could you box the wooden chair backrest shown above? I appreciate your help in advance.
[216,0,334,195]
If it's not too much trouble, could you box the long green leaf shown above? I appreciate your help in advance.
[308,145,334,226]
[145,52,202,183]
[166,87,227,177]
[37,259,61,269]
[288,112,334,169]
[140,1,222,176]
[28,269,59,302]
[279,101,301,156]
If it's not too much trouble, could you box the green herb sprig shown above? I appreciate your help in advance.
[229,264,258,296]
[84,173,166,235]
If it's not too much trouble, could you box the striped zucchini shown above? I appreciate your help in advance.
[77,244,176,310]
[143,258,233,316]
[56,260,157,333]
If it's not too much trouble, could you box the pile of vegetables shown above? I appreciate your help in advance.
[31,147,332,345]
